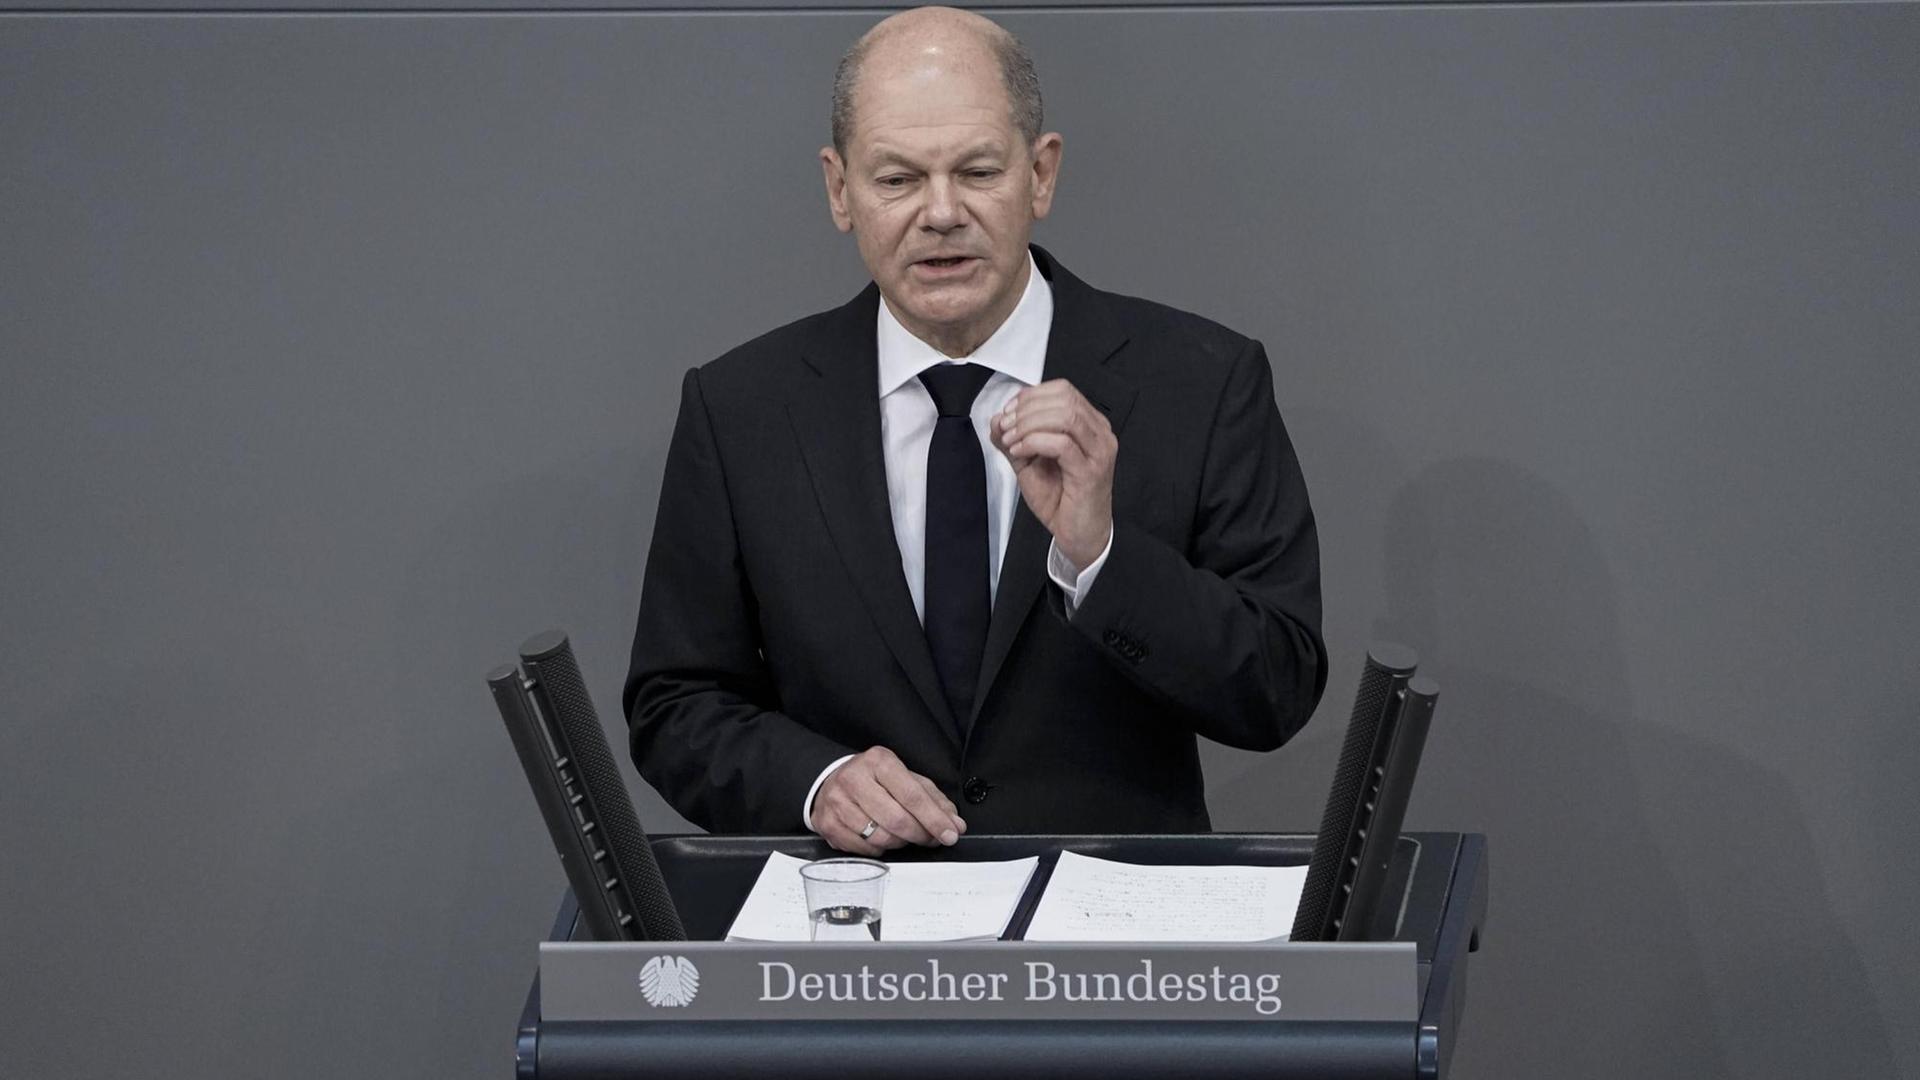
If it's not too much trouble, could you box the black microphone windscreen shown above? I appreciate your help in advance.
[1292,643,1418,942]
[519,631,686,942]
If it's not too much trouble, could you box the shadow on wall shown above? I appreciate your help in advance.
[1373,456,1895,1080]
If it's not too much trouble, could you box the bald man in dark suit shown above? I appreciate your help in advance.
[624,7,1325,853]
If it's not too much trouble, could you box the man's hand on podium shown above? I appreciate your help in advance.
[812,746,967,855]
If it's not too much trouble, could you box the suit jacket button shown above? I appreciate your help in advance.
[1102,629,1120,646]
[963,777,991,805]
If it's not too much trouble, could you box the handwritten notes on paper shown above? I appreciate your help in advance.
[725,852,1039,942]
[725,850,1307,943]
[1023,851,1308,942]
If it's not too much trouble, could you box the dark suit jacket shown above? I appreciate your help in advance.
[624,246,1326,835]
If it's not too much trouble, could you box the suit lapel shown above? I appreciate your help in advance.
[969,248,1138,729]
[788,285,960,743]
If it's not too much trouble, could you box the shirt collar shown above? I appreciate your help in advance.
[876,251,1053,398]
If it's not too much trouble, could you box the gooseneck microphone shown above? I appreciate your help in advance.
[489,630,685,942]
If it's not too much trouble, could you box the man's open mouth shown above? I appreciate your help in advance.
[919,256,971,268]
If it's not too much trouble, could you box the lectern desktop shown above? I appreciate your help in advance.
[512,831,1488,1079]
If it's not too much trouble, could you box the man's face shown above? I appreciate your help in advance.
[823,46,1061,354]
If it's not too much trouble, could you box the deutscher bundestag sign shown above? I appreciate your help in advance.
[541,942,1416,1022]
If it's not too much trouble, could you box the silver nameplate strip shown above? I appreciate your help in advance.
[540,941,1416,1022]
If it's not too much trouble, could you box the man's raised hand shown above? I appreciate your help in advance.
[990,379,1116,570]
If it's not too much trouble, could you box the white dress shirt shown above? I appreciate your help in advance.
[803,254,1114,831]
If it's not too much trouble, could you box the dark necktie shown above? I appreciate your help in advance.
[918,362,996,735]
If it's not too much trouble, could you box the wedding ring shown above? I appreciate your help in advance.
[859,819,879,840]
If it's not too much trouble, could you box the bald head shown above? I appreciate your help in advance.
[818,5,1063,357]
[831,6,1042,159]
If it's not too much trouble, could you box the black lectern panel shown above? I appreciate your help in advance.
[515,833,1488,1080]
[538,1019,1410,1080]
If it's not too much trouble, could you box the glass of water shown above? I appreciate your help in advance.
[798,857,889,941]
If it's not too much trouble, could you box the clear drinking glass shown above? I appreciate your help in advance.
[798,857,889,941]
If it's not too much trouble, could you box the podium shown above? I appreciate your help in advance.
[514,832,1488,1079]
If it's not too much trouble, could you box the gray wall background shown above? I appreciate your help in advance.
[3,2,1916,1077]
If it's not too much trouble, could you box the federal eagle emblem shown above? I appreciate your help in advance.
[638,955,700,1008]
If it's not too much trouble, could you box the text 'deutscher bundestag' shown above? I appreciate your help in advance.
[539,941,1416,1022]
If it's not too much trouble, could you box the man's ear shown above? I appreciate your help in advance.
[821,147,854,233]
[1028,133,1064,221]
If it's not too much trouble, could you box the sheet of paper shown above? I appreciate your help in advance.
[1022,850,1308,942]
[725,852,1039,942]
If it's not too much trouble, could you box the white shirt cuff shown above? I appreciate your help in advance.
[1046,529,1114,618]
[804,754,856,832]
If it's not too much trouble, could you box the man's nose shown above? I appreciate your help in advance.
[920,177,965,232]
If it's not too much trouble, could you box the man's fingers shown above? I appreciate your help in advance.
[1006,430,1089,470]
[1001,380,1099,427]
[914,773,958,815]
[887,783,963,846]
[870,801,937,846]
[818,747,963,849]
[990,410,1035,457]
[1001,404,1112,462]
[815,753,915,849]
[873,760,963,846]
[836,770,935,846]
[1004,378,1083,412]
[825,801,897,855]
[1001,401,1077,436]
[915,775,967,831]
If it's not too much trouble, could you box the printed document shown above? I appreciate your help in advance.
[726,852,1039,942]
[1023,851,1308,942]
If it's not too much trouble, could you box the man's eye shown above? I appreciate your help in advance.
[967,169,1001,180]
[878,176,911,188]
